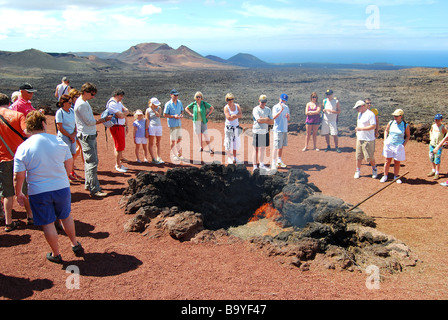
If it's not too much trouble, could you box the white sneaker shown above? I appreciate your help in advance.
[235,158,243,164]
[277,161,287,168]
[172,155,180,161]
[354,171,360,179]
[115,165,127,173]
[157,158,165,164]
[372,168,378,179]
[253,165,258,171]
[380,176,387,183]
[259,163,267,170]
[227,157,234,164]
[394,176,402,184]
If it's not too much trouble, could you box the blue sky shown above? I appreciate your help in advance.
[0,0,446,65]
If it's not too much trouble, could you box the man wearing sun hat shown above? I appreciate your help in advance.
[353,100,378,179]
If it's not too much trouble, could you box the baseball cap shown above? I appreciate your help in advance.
[353,100,365,109]
[150,97,161,106]
[259,95,267,103]
[170,89,179,96]
[135,110,143,116]
[326,89,333,95]
[280,93,288,102]
[19,83,37,93]
[434,113,443,120]
[392,109,404,116]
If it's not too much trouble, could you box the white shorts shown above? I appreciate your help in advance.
[135,137,147,145]
[321,119,338,136]
[383,143,406,161]
[148,125,162,137]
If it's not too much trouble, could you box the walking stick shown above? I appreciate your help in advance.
[345,171,409,213]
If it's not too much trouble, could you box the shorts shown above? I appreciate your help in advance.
[274,132,288,149]
[0,161,27,198]
[321,119,338,136]
[59,134,77,154]
[193,121,208,135]
[169,126,182,141]
[429,145,442,165]
[252,133,270,148]
[110,125,126,152]
[29,187,71,226]
[148,125,162,137]
[383,143,405,161]
[135,137,148,145]
[356,140,376,162]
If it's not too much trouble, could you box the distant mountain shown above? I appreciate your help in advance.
[114,42,232,69]
[227,53,271,68]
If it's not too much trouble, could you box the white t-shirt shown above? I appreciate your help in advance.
[356,109,376,141]
[323,98,338,123]
[252,105,272,134]
[106,98,126,126]
[14,133,72,195]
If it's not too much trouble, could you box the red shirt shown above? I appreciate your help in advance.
[0,108,27,162]
[11,97,35,117]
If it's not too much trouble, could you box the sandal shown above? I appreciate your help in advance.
[72,241,84,257]
[27,217,34,226]
[46,252,63,264]
[5,221,20,232]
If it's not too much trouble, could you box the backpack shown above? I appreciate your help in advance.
[101,109,117,128]
[388,119,408,140]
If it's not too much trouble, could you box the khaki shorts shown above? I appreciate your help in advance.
[356,140,376,162]
[169,126,182,141]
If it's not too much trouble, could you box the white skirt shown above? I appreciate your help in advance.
[383,143,405,161]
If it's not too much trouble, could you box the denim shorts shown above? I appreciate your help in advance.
[29,187,71,226]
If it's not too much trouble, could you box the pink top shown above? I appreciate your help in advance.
[11,97,35,117]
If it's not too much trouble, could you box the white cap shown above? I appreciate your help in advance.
[135,110,143,115]
[353,100,366,109]
[150,97,161,106]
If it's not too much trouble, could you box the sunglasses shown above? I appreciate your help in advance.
[196,96,202,99]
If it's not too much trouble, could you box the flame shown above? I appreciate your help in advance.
[249,202,281,222]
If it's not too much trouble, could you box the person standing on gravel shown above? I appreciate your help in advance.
[252,94,273,171]
[271,93,290,169]
[106,89,130,173]
[74,82,112,197]
[321,89,341,153]
[14,111,83,263]
[0,93,33,232]
[353,100,378,179]
[163,89,184,162]
[55,77,71,101]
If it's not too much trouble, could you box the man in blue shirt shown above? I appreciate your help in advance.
[163,89,184,162]
[271,94,290,170]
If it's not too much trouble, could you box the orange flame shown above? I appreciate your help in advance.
[249,203,281,222]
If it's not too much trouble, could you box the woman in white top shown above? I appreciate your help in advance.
[145,97,164,164]
[223,93,242,164]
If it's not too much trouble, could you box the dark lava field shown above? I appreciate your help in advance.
[1,67,447,129]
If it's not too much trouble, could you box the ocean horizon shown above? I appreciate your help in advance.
[215,50,447,68]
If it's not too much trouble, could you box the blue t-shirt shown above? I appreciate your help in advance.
[272,103,290,133]
[55,107,76,137]
[163,100,183,128]
[14,133,72,195]
[133,118,146,138]
[386,120,407,145]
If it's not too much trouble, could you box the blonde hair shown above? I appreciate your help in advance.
[195,91,203,99]
[225,93,235,102]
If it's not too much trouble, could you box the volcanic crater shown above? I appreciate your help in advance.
[120,164,418,273]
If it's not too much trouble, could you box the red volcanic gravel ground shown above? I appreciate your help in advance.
[1,115,448,303]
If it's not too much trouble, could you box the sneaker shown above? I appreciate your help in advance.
[354,171,360,179]
[157,158,165,164]
[136,159,142,163]
[394,176,402,184]
[172,155,180,161]
[434,174,440,180]
[335,148,341,153]
[259,163,267,170]
[46,253,63,264]
[177,155,186,161]
[209,149,214,154]
[440,181,448,187]
[324,146,331,152]
[91,191,108,197]
[427,171,435,177]
[72,241,84,257]
[253,165,258,171]
[380,176,388,183]
[227,157,234,164]
[115,165,127,173]
[144,158,149,163]
[152,159,161,164]
[235,158,243,164]
[372,168,378,179]
[277,161,287,168]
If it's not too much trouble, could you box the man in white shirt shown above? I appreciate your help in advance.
[252,94,273,171]
[271,94,290,169]
[321,89,341,152]
[55,77,71,101]
[106,89,129,172]
[353,100,378,179]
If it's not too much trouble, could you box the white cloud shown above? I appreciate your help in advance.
[141,4,162,15]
